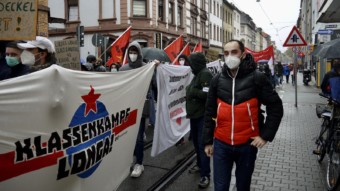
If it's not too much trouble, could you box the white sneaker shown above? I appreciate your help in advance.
[130,164,144,177]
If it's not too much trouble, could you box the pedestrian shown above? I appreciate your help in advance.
[1,41,30,80]
[321,59,340,102]
[283,64,290,83]
[186,52,213,188]
[275,62,283,85]
[178,54,190,66]
[109,63,120,72]
[17,36,56,72]
[94,58,106,72]
[119,41,159,178]
[202,40,284,191]
[81,55,97,71]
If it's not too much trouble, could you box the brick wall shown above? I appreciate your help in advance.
[37,0,49,37]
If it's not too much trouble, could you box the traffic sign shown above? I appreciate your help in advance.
[317,29,333,35]
[283,26,307,47]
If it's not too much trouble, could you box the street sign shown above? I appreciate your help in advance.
[325,24,337,29]
[92,33,104,47]
[283,26,307,47]
[317,29,334,35]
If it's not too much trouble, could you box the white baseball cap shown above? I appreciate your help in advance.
[18,36,55,53]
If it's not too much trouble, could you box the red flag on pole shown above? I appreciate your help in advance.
[173,42,191,65]
[164,35,184,63]
[192,40,203,53]
[245,45,274,63]
[106,26,131,66]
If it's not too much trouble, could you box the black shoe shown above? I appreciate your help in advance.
[188,165,200,174]
[198,176,210,188]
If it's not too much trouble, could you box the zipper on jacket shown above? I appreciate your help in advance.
[227,68,239,145]
[247,102,255,131]
[231,77,236,145]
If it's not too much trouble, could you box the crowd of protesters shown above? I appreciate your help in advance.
[0,37,287,191]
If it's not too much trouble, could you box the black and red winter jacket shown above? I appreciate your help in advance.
[202,54,284,146]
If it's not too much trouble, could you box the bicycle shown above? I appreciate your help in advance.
[314,93,340,191]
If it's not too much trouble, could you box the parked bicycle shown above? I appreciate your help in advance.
[313,93,340,191]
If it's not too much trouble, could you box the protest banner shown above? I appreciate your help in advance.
[207,59,223,75]
[54,38,81,70]
[0,0,38,40]
[0,64,155,191]
[151,64,193,157]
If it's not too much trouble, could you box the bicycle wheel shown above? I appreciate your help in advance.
[326,138,340,190]
[316,118,330,163]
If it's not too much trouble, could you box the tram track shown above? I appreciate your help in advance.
[142,139,196,191]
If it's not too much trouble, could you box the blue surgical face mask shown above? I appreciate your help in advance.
[5,56,20,67]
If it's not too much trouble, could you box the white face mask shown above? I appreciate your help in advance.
[179,60,185,66]
[111,68,117,72]
[129,54,138,62]
[21,50,36,66]
[225,55,241,70]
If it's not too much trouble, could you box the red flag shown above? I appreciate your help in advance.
[245,46,274,63]
[192,40,203,53]
[173,42,191,65]
[107,26,131,66]
[164,35,184,63]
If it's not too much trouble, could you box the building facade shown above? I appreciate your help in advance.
[48,0,209,62]
[240,11,256,50]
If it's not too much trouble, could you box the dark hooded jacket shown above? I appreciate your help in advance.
[186,52,213,119]
[202,53,283,145]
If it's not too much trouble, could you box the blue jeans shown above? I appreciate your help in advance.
[213,138,258,191]
[134,117,145,164]
[190,117,211,178]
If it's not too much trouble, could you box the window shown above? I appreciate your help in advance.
[67,0,78,21]
[159,0,164,21]
[169,2,173,24]
[201,0,204,9]
[133,0,146,17]
[177,6,182,26]
[216,3,219,18]
[191,17,197,35]
[201,21,206,38]
[209,0,212,13]
[241,26,245,34]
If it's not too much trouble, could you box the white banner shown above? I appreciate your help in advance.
[151,65,193,157]
[207,59,223,75]
[0,64,155,191]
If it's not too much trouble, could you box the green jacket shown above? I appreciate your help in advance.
[186,53,213,119]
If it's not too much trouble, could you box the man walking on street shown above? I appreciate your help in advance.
[186,52,213,188]
[202,40,283,191]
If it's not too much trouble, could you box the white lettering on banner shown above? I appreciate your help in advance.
[0,64,155,191]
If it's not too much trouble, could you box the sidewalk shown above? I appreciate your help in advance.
[167,73,329,191]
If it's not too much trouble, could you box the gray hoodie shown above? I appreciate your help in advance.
[119,41,145,71]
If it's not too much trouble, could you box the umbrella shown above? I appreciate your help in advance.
[315,38,340,59]
[141,47,171,63]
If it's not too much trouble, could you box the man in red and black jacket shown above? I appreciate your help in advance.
[202,40,283,191]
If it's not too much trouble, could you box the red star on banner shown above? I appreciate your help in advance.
[81,85,101,116]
